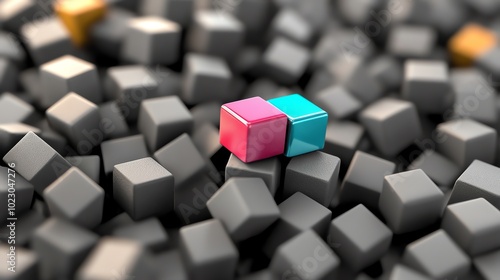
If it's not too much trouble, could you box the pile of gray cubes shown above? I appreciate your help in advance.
[2,0,500,279]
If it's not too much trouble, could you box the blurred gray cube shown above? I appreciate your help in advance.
[179,219,239,280]
[140,0,194,26]
[44,167,104,229]
[122,16,181,65]
[0,92,35,124]
[387,25,436,59]
[101,134,149,176]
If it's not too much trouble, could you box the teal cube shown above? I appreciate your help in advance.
[268,94,328,157]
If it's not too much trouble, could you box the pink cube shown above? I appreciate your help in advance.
[220,97,288,163]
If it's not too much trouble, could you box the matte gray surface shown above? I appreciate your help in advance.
[100,134,149,176]
[138,96,193,151]
[152,250,189,280]
[122,16,181,65]
[140,0,194,26]
[44,167,104,229]
[328,204,392,270]
[442,198,500,256]
[114,157,174,220]
[187,11,244,60]
[262,37,310,85]
[3,131,71,194]
[313,86,362,120]
[448,160,500,210]
[379,169,444,234]
[179,219,239,280]
[403,60,454,114]
[359,98,422,157]
[182,53,232,104]
[437,119,497,168]
[269,8,313,46]
[0,123,40,156]
[154,133,208,189]
[0,58,18,93]
[474,249,500,280]
[46,92,101,151]
[207,177,279,242]
[32,218,98,280]
[270,230,339,280]
[174,175,218,224]
[402,230,470,279]
[284,151,340,206]
[323,121,365,167]
[0,92,35,124]
[340,151,396,209]
[90,7,134,59]
[387,25,437,59]
[225,153,281,196]
[40,56,102,108]
[263,192,332,257]
[98,101,129,139]
[388,265,431,280]
[407,150,461,187]
[112,217,169,251]
[368,55,403,92]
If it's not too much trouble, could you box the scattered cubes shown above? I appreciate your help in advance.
[122,16,181,65]
[402,60,454,114]
[179,219,239,280]
[442,198,500,256]
[114,157,174,220]
[328,204,392,271]
[323,121,365,167]
[313,86,362,120]
[448,160,500,210]
[220,96,288,163]
[284,151,340,206]
[340,151,396,209]
[182,53,232,104]
[40,55,102,108]
[268,94,328,157]
[3,131,71,194]
[100,134,149,176]
[270,230,340,280]
[154,133,208,188]
[263,192,332,257]
[262,37,311,85]
[387,25,437,59]
[47,93,101,152]
[207,177,279,241]
[187,11,244,59]
[66,155,100,183]
[138,96,194,151]
[32,218,98,280]
[225,153,281,196]
[359,98,422,157]
[437,119,497,168]
[0,166,33,221]
[402,230,470,279]
[44,167,104,228]
[21,16,76,65]
[379,169,444,234]
[75,238,153,280]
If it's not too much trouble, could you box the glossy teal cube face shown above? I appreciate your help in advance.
[268,94,328,157]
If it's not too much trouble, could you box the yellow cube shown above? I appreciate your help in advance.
[448,24,497,67]
[55,0,107,47]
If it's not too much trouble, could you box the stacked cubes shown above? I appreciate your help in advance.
[219,94,328,162]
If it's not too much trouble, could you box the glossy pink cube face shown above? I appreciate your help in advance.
[220,97,288,163]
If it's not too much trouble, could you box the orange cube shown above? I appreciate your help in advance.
[55,0,107,47]
[448,24,497,67]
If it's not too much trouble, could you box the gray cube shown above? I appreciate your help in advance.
[138,96,194,151]
[407,150,461,187]
[0,93,35,124]
[284,151,340,206]
[112,217,169,251]
[100,134,149,176]
[207,177,280,242]
[474,249,500,280]
[313,86,362,120]
[328,204,392,270]
[323,121,365,167]
[114,157,174,220]
[387,25,437,59]
[140,0,194,26]
[402,230,470,279]
[379,169,444,234]
[44,167,104,229]
[340,151,396,209]
[179,219,239,280]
